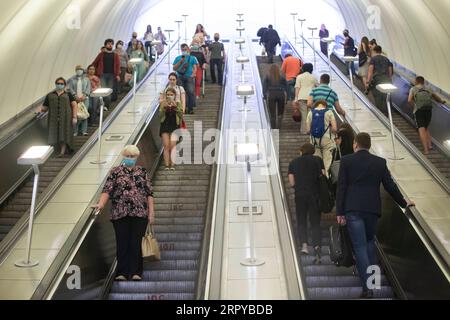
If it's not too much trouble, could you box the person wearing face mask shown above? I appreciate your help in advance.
[160,72,186,114]
[173,44,199,114]
[93,145,155,282]
[68,65,91,136]
[39,78,78,157]
[159,88,183,170]
[115,40,129,94]
[92,39,121,107]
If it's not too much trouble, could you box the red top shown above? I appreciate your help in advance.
[91,51,121,78]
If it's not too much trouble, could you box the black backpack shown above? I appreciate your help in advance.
[329,225,355,267]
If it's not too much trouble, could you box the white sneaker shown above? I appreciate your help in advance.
[301,243,309,255]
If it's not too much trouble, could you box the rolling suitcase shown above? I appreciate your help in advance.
[329,225,355,267]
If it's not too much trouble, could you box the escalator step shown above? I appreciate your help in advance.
[156,233,203,242]
[0,218,17,226]
[142,270,197,281]
[158,250,200,260]
[155,217,204,225]
[143,259,198,271]
[158,241,201,251]
[303,264,356,277]
[111,281,195,294]
[307,286,395,300]
[306,275,389,288]
[153,225,203,233]
[109,293,194,300]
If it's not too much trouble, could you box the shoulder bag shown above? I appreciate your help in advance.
[142,224,160,261]
[77,102,90,120]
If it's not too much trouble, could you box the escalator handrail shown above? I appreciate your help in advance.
[0,41,179,265]
[296,35,450,195]
[291,37,450,280]
[36,41,180,300]
[195,51,229,299]
[249,40,307,299]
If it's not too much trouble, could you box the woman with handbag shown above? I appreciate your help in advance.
[93,145,155,281]
[160,87,184,171]
[357,37,371,86]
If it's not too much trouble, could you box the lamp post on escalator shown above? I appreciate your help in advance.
[15,146,54,268]
[298,18,306,54]
[308,27,318,68]
[377,84,404,161]
[343,56,360,111]
[90,88,113,165]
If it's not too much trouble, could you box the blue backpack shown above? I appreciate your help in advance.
[311,109,330,140]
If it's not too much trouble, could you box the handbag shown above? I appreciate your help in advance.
[77,102,90,120]
[292,105,302,122]
[329,146,341,184]
[141,224,160,261]
[329,225,355,267]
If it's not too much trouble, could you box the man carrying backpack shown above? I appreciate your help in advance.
[408,76,447,155]
[173,44,199,114]
[306,100,338,173]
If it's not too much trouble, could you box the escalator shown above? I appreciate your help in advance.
[107,83,222,300]
[329,54,450,182]
[0,90,131,243]
[257,56,395,299]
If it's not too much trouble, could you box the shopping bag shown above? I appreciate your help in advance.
[77,102,90,120]
[141,224,160,261]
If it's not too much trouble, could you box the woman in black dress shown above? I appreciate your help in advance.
[159,87,183,170]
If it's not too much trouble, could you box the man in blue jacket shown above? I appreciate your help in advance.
[336,132,414,298]
[262,25,281,64]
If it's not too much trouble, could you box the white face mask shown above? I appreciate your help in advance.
[167,95,175,102]
[117,45,123,50]
[76,70,84,76]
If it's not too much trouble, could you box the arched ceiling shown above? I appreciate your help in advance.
[0,0,448,126]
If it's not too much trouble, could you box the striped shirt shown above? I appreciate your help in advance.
[309,84,339,110]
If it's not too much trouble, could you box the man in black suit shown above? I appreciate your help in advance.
[336,132,414,298]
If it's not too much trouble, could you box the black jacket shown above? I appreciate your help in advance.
[336,150,407,216]
[262,29,281,48]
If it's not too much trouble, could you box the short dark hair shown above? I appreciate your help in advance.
[104,39,114,46]
[416,76,425,85]
[302,63,313,74]
[168,72,178,79]
[55,77,66,85]
[355,132,371,149]
[320,74,331,84]
[268,24,273,29]
[301,143,315,156]
[181,43,189,49]
[373,45,382,53]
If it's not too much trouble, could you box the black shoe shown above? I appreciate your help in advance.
[360,289,374,299]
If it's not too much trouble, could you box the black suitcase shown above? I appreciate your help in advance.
[329,225,355,267]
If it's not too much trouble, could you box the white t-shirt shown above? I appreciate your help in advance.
[295,72,318,101]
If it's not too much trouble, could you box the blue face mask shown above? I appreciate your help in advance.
[123,158,137,167]
[56,84,65,91]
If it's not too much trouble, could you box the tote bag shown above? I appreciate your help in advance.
[141,224,160,261]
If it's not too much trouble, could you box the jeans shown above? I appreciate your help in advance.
[101,73,118,106]
[112,216,148,278]
[295,194,321,247]
[346,61,356,77]
[267,90,285,129]
[88,97,99,125]
[210,59,223,84]
[346,212,379,291]
[178,76,196,112]
[74,119,88,135]
[286,79,296,101]
[145,41,153,61]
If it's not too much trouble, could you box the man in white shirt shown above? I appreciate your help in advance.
[294,63,318,134]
